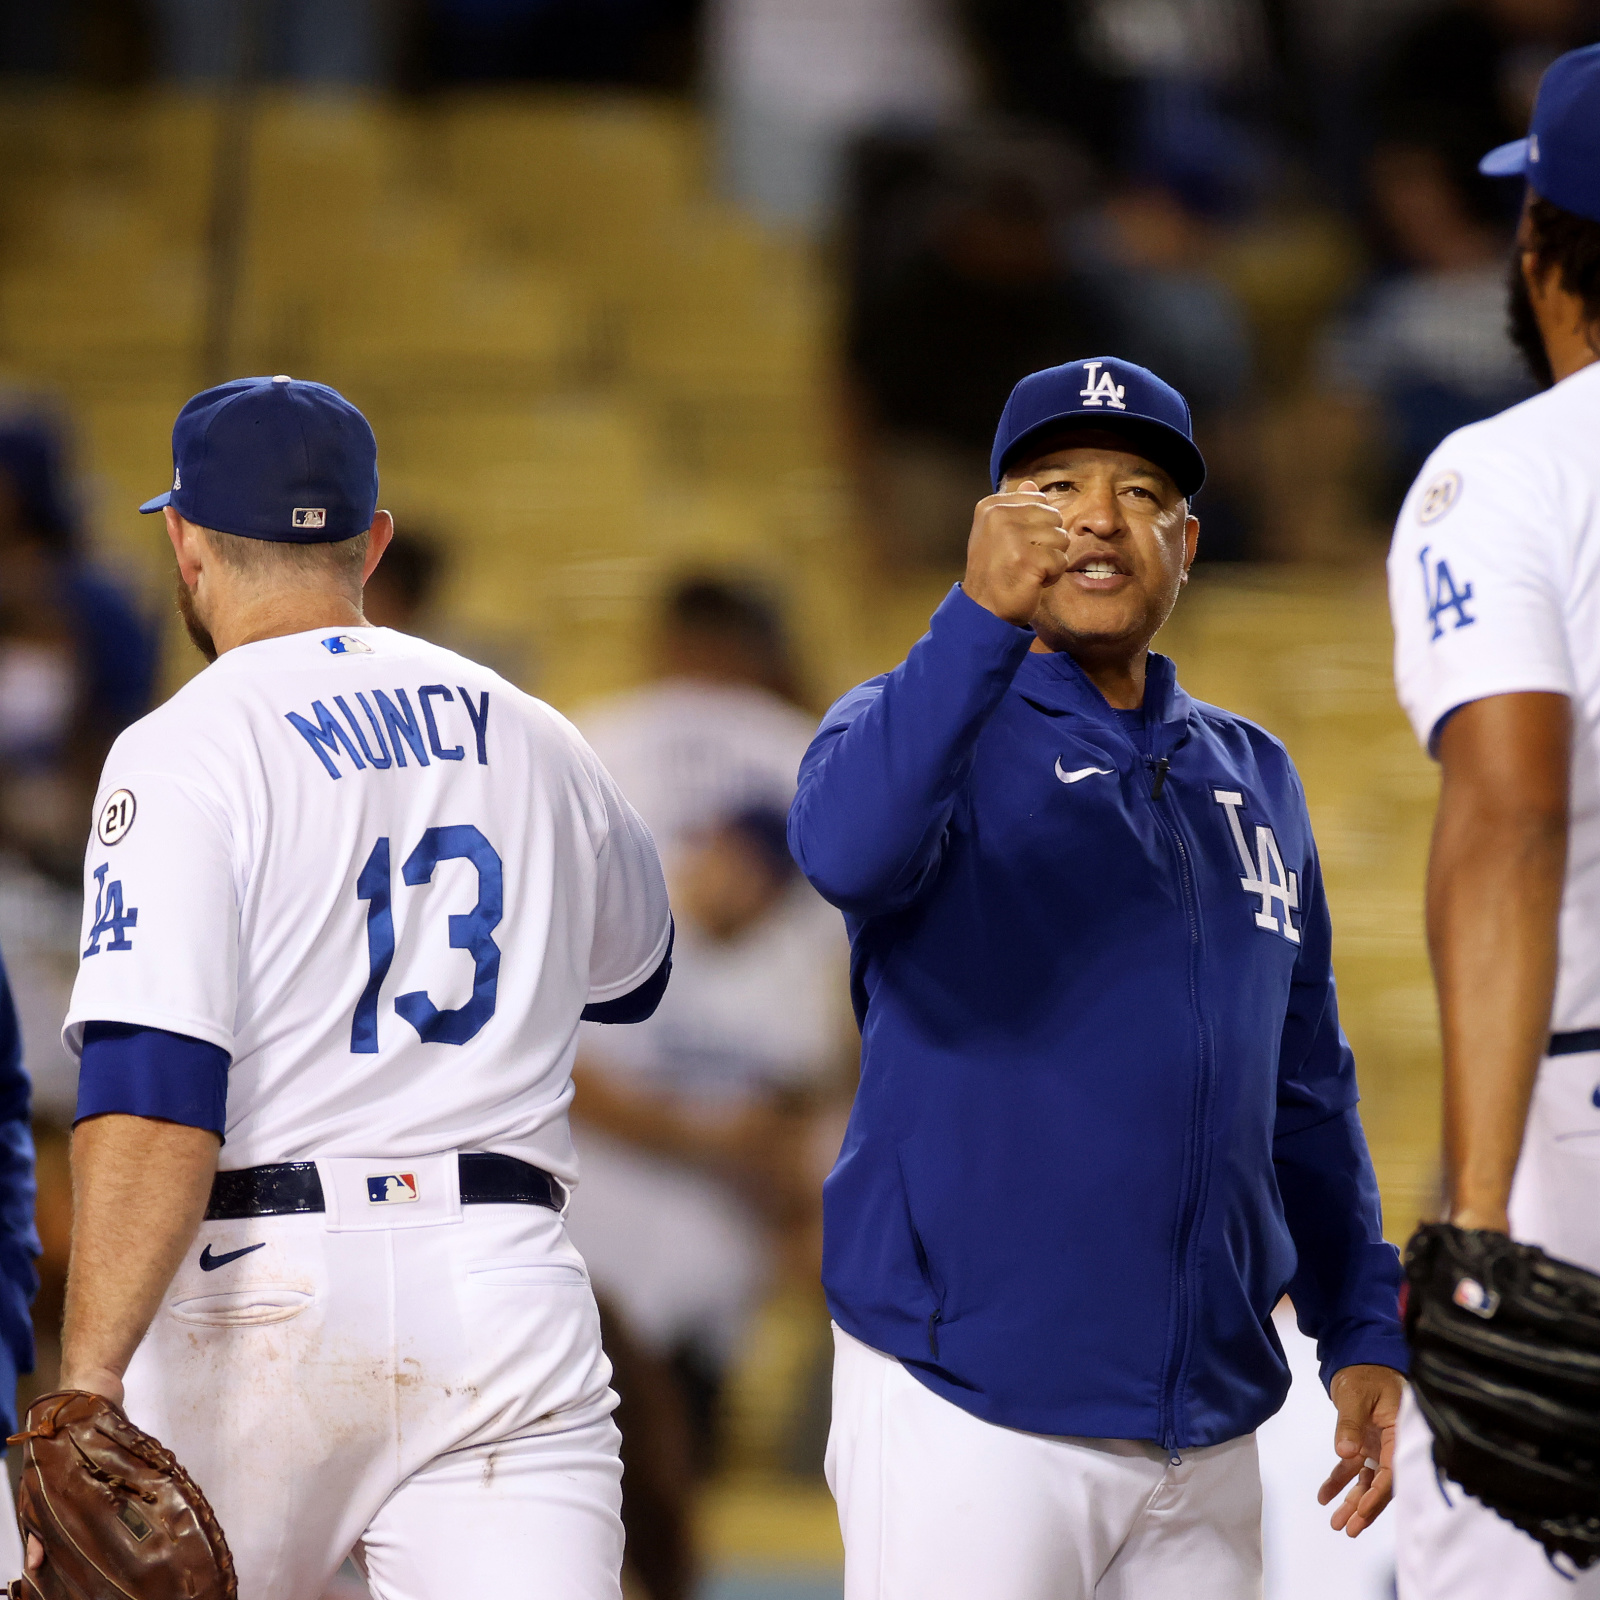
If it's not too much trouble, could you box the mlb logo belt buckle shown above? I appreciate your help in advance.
[366,1172,419,1205]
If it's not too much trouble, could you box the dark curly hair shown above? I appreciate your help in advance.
[1509,195,1600,388]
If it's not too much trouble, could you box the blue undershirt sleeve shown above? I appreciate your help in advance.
[76,1022,230,1136]
[581,922,673,1024]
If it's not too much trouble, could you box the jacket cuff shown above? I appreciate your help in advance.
[937,584,1038,664]
[1317,1322,1411,1390]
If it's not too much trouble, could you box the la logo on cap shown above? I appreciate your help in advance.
[1079,361,1127,411]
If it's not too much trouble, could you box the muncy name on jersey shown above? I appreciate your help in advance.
[287,684,491,779]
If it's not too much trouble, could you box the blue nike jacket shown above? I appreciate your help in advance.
[789,586,1407,1448]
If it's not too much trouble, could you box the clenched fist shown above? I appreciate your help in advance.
[963,481,1070,627]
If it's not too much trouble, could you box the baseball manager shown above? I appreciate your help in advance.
[789,357,1408,1598]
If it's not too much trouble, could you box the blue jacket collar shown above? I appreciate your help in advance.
[1015,646,1192,747]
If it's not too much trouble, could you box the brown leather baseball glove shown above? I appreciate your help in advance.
[5,1390,236,1600]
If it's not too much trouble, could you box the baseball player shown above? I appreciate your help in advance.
[50,376,672,1600]
[790,355,1408,1600]
[1388,44,1600,1600]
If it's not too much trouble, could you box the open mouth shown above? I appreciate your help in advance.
[1065,554,1130,588]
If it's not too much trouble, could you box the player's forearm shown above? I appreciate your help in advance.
[61,1115,220,1397]
[1428,696,1570,1228]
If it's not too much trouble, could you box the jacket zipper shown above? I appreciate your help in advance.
[1145,753,1211,1450]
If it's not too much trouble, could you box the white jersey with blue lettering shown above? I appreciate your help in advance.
[1388,358,1600,1035]
[64,624,671,1180]
[1389,362,1600,1600]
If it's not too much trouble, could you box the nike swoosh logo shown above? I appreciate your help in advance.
[1055,760,1114,784]
[199,1242,266,1272]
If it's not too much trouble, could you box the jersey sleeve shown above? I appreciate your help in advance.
[63,768,240,1059]
[1388,438,1575,754]
[584,757,672,1005]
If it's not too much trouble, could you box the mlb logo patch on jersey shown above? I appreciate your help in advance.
[321,634,373,655]
[292,507,327,529]
[366,1173,418,1205]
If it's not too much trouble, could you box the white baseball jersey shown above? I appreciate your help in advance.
[1389,359,1600,1033]
[64,625,671,1180]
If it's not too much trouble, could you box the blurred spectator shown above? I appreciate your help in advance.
[706,0,973,227]
[411,0,702,90]
[569,574,850,1478]
[1319,136,1531,512]
[0,0,151,83]
[840,128,1121,566]
[0,414,159,885]
[146,0,389,83]
[1370,0,1598,158]
[577,574,815,853]
[1076,179,1258,558]
[958,0,1281,183]
[566,804,850,1470]
[359,525,445,635]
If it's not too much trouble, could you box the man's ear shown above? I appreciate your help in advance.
[362,510,394,585]
[1181,513,1200,581]
[165,507,205,588]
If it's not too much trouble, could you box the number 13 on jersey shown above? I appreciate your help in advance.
[352,823,502,1052]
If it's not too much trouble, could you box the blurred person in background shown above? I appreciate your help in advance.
[146,0,390,83]
[0,945,40,1588]
[1075,177,1258,559]
[566,803,850,1469]
[570,574,850,1587]
[1319,131,1532,515]
[410,0,701,90]
[0,413,159,886]
[357,525,445,636]
[841,129,1122,567]
[704,0,973,228]
[957,0,1282,179]
[1370,0,1598,163]
[576,574,815,854]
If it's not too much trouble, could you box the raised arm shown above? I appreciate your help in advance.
[788,486,1064,914]
[1427,691,1570,1232]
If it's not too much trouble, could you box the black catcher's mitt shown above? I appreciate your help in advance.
[1404,1222,1600,1570]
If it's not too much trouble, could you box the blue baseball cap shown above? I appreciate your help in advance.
[1480,43,1600,223]
[139,375,378,543]
[990,356,1206,496]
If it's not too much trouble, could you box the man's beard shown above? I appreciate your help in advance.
[175,574,217,663]
[1507,248,1555,390]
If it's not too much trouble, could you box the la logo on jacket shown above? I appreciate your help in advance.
[1212,790,1300,943]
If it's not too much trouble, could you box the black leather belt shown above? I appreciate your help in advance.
[205,1154,564,1221]
[1550,1029,1600,1056]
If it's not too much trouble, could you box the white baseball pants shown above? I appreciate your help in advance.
[826,1325,1263,1600]
[1398,1050,1600,1599]
[121,1153,624,1600]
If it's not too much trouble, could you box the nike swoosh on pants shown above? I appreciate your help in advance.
[199,1241,266,1272]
